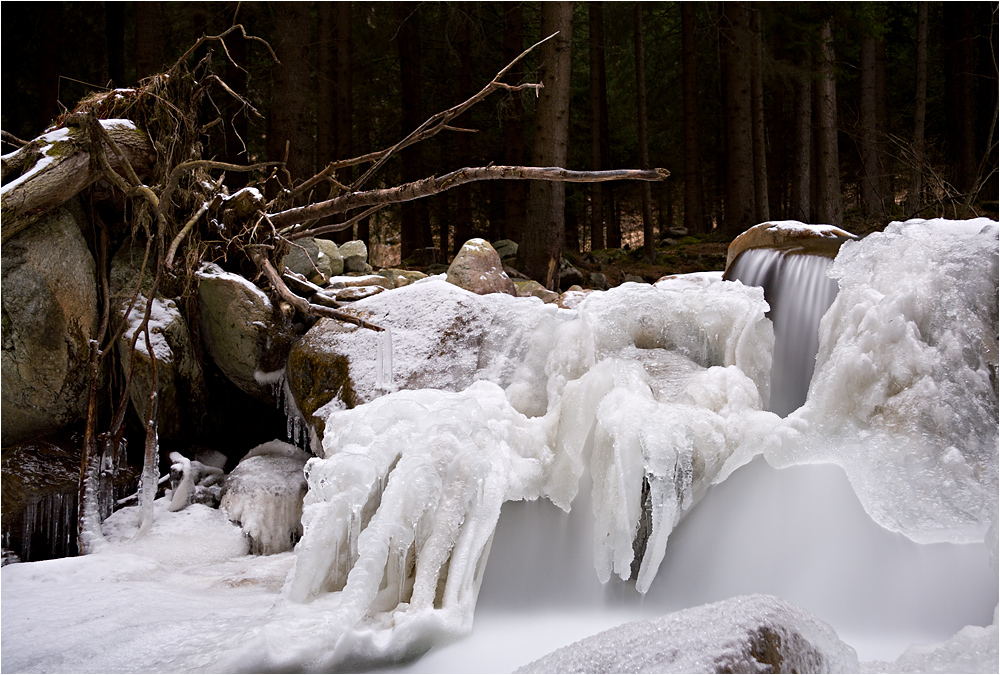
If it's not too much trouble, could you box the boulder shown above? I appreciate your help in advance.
[1,207,98,445]
[338,239,371,274]
[220,440,310,555]
[314,238,344,277]
[378,268,427,289]
[492,239,519,260]
[283,237,334,284]
[588,272,611,291]
[514,280,559,303]
[559,258,585,290]
[446,238,516,296]
[516,594,859,674]
[726,221,857,270]
[197,263,294,401]
[110,240,205,443]
[336,286,385,302]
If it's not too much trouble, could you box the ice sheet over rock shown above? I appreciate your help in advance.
[515,594,860,674]
[765,218,999,543]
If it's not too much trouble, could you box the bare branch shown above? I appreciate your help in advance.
[270,165,670,229]
[286,205,384,240]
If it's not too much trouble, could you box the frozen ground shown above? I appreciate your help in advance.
[3,218,997,673]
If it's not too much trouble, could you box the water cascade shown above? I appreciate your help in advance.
[724,243,842,416]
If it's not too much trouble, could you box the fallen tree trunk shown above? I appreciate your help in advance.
[269,165,670,230]
[1,119,155,242]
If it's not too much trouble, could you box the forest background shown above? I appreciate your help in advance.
[2,1,998,272]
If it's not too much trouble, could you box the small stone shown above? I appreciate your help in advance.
[336,286,385,302]
[446,238,516,296]
[514,280,559,303]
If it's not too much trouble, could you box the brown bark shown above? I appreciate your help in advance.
[1,123,155,242]
[815,19,842,225]
[517,2,574,290]
[790,62,812,222]
[589,2,607,250]
[721,2,755,237]
[397,3,431,259]
[860,35,888,217]
[908,1,928,213]
[269,166,669,230]
[135,2,166,79]
[268,3,314,184]
[503,3,528,243]
[634,3,654,263]
[750,6,769,223]
[680,3,706,234]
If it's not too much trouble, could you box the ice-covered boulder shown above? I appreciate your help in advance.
[447,238,517,296]
[516,594,859,674]
[726,220,857,269]
[769,218,999,543]
[1,206,97,445]
[220,441,310,555]
[167,452,225,511]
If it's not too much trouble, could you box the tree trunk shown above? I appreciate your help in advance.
[750,6,769,223]
[634,3,655,263]
[790,61,812,222]
[945,3,978,195]
[680,2,706,234]
[815,19,842,226]
[454,2,474,255]
[268,3,314,184]
[721,2,755,237]
[860,34,888,217]
[397,3,431,259]
[502,3,528,244]
[590,2,608,250]
[105,2,126,86]
[517,1,574,289]
[767,72,787,218]
[135,2,166,79]
[908,1,928,213]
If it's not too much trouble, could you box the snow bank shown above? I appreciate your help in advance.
[767,218,999,543]
[515,594,859,673]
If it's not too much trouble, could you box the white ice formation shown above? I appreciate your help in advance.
[761,218,999,543]
[515,594,861,674]
[220,441,311,555]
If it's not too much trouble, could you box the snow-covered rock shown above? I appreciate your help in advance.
[1,206,97,445]
[197,262,295,401]
[447,238,517,296]
[726,220,857,269]
[516,594,859,673]
[220,441,310,555]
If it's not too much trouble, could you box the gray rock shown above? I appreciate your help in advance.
[314,238,344,277]
[343,256,373,274]
[336,285,385,302]
[559,258,585,290]
[197,263,293,401]
[588,272,611,290]
[1,207,98,445]
[110,240,205,442]
[514,280,559,303]
[492,239,519,260]
[378,268,428,289]
[283,237,330,284]
[446,238,516,296]
[516,594,859,674]
[337,239,368,262]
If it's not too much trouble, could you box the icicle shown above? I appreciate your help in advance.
[375,328,394,391]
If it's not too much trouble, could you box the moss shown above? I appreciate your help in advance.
[286,330,358,428]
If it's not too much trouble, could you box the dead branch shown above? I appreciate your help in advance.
[2,129,29,148]
[270,165,670,230]
[287,33,555,203]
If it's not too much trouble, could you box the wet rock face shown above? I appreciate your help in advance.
[446,238,516,296]
[1,207,98,446]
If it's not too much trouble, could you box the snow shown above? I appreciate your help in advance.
[121,294,181,361]
[756,220,857,239]
[515,594,861,673]
[197,261,273,307]
[100,118,137,131]
[2,218,997,673]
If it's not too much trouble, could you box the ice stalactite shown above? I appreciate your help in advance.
[21,493,77,560]
[375,327,394,391]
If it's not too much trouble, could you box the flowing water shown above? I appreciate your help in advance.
[724,247,840,416]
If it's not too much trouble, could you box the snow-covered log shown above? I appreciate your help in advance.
[1,119,155,242]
